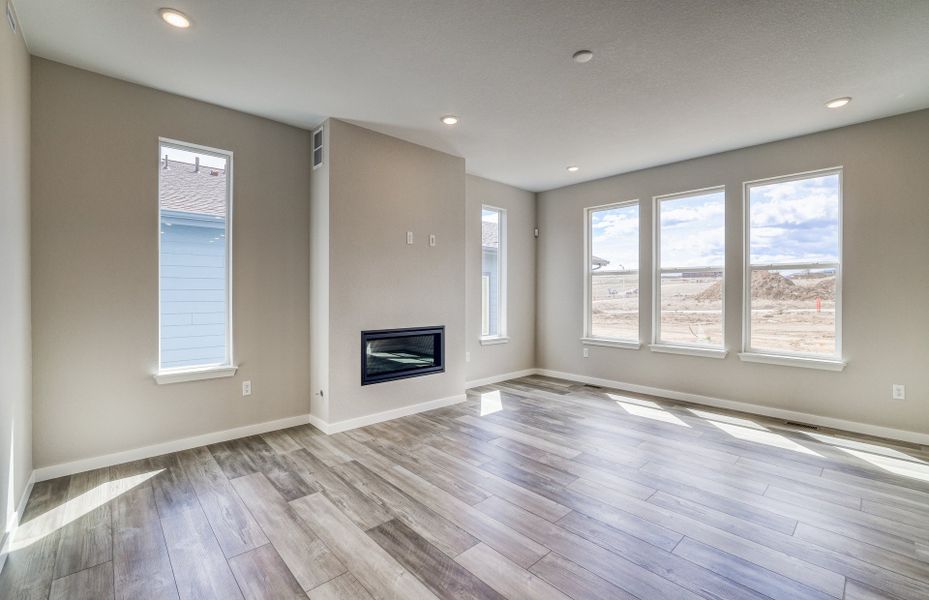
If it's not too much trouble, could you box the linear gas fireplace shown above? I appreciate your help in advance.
[361,326,445,385]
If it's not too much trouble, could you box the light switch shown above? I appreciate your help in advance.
[406,231,414,245]
[429,234,436,247]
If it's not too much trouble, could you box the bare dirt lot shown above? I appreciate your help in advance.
[591,271,835,354]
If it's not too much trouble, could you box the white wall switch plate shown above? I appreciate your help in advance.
[583,348,590,358]
[892,384,905,400]
[406,231,414,244]
[242,380,252,396]
[465,351,471,362]
[429,234,436,247]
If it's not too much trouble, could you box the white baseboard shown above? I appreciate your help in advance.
[1,470,36,575]
[309,393,467,435]
[34,414,312,482]
[307,412,329,433]
[536,368,929,446]
[465,368,537,389]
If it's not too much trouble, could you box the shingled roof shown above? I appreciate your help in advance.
[159,159,227,217]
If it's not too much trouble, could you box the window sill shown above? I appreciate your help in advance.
[649,344,728,359]
[581,337,641,350]
[479,336,510,346]
[738,353,846,372]
[154,365,238,385]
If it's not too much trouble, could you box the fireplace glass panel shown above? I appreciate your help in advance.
[361,327,444,385]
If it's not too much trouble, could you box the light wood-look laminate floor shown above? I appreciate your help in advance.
[3,375,929,599]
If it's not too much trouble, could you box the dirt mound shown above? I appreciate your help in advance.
[695,271,834,301]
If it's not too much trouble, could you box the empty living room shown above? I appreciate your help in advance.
[2,1,929,599]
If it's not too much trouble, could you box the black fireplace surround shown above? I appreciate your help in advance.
[361,326,445,385]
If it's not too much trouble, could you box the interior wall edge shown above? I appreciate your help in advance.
[0,470,35,576]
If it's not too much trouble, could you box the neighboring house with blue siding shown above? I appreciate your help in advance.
[159,158,228,369]
[481,220,499,336]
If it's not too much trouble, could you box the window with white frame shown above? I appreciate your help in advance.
[586,201,639,342]
[481,206,506,339]
[158,139,233,372]
[654,187,725,349]
[744,168,841,359]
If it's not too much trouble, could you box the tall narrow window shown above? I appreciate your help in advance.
[158,139,233,374]
[586,201,639,343]
[653,187,725,351]
[481,206,506,340]
[743,168,842,361]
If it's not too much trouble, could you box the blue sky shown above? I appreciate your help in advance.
[591,204,639,270]
[659,190,725,268]
[591,174,839,271]
[750,174,839,264]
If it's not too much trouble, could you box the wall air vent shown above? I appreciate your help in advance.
[785,420,819,430]
[312,126,324,169]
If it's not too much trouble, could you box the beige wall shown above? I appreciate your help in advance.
[537,109,929,436]
[465,175,536,383]
[0,1,32,543]
[319,119,466,424]
[31,59,313,469]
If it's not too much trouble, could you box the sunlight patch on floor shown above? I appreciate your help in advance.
[479,390,503,416]
[10,469,163,552]
[612,397,690,427]
[686,408,769,431]
[800,431,918,462]
[708,421,821,456]
[606,394,663,409]
[836,447,929,483]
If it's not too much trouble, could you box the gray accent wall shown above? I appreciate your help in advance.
[537,109,929,436]
[30,59,313,469]
[0,0,32,547]
[466,175,537,382]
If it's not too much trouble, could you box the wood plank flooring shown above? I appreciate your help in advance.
[3,375,929,599]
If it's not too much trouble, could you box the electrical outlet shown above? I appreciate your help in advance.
[583,348,590,358]
[892,384,905,401]
[465,351,471,363]
[242,380,252,396]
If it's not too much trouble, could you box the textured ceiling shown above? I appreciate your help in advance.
[15,0,929,191]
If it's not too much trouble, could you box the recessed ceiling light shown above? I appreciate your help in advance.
[573,50,594,64]
[825,97,851,109]
[159,8,191,29]
[567,165,579,173]
[440,115,459,126]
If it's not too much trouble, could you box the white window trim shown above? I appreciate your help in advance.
[155,137,236,383]
[649,344,727,359]
[583,199,640,345]
[481,205,507,340]
[738,352,846,372]
[652,186,726,354]
[581,338,641,350]
[154,365,238,385]
[742,167,844,365]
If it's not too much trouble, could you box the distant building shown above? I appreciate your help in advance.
[482,220,500,335]
[159,158,228,369]
[591,255,609,270]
